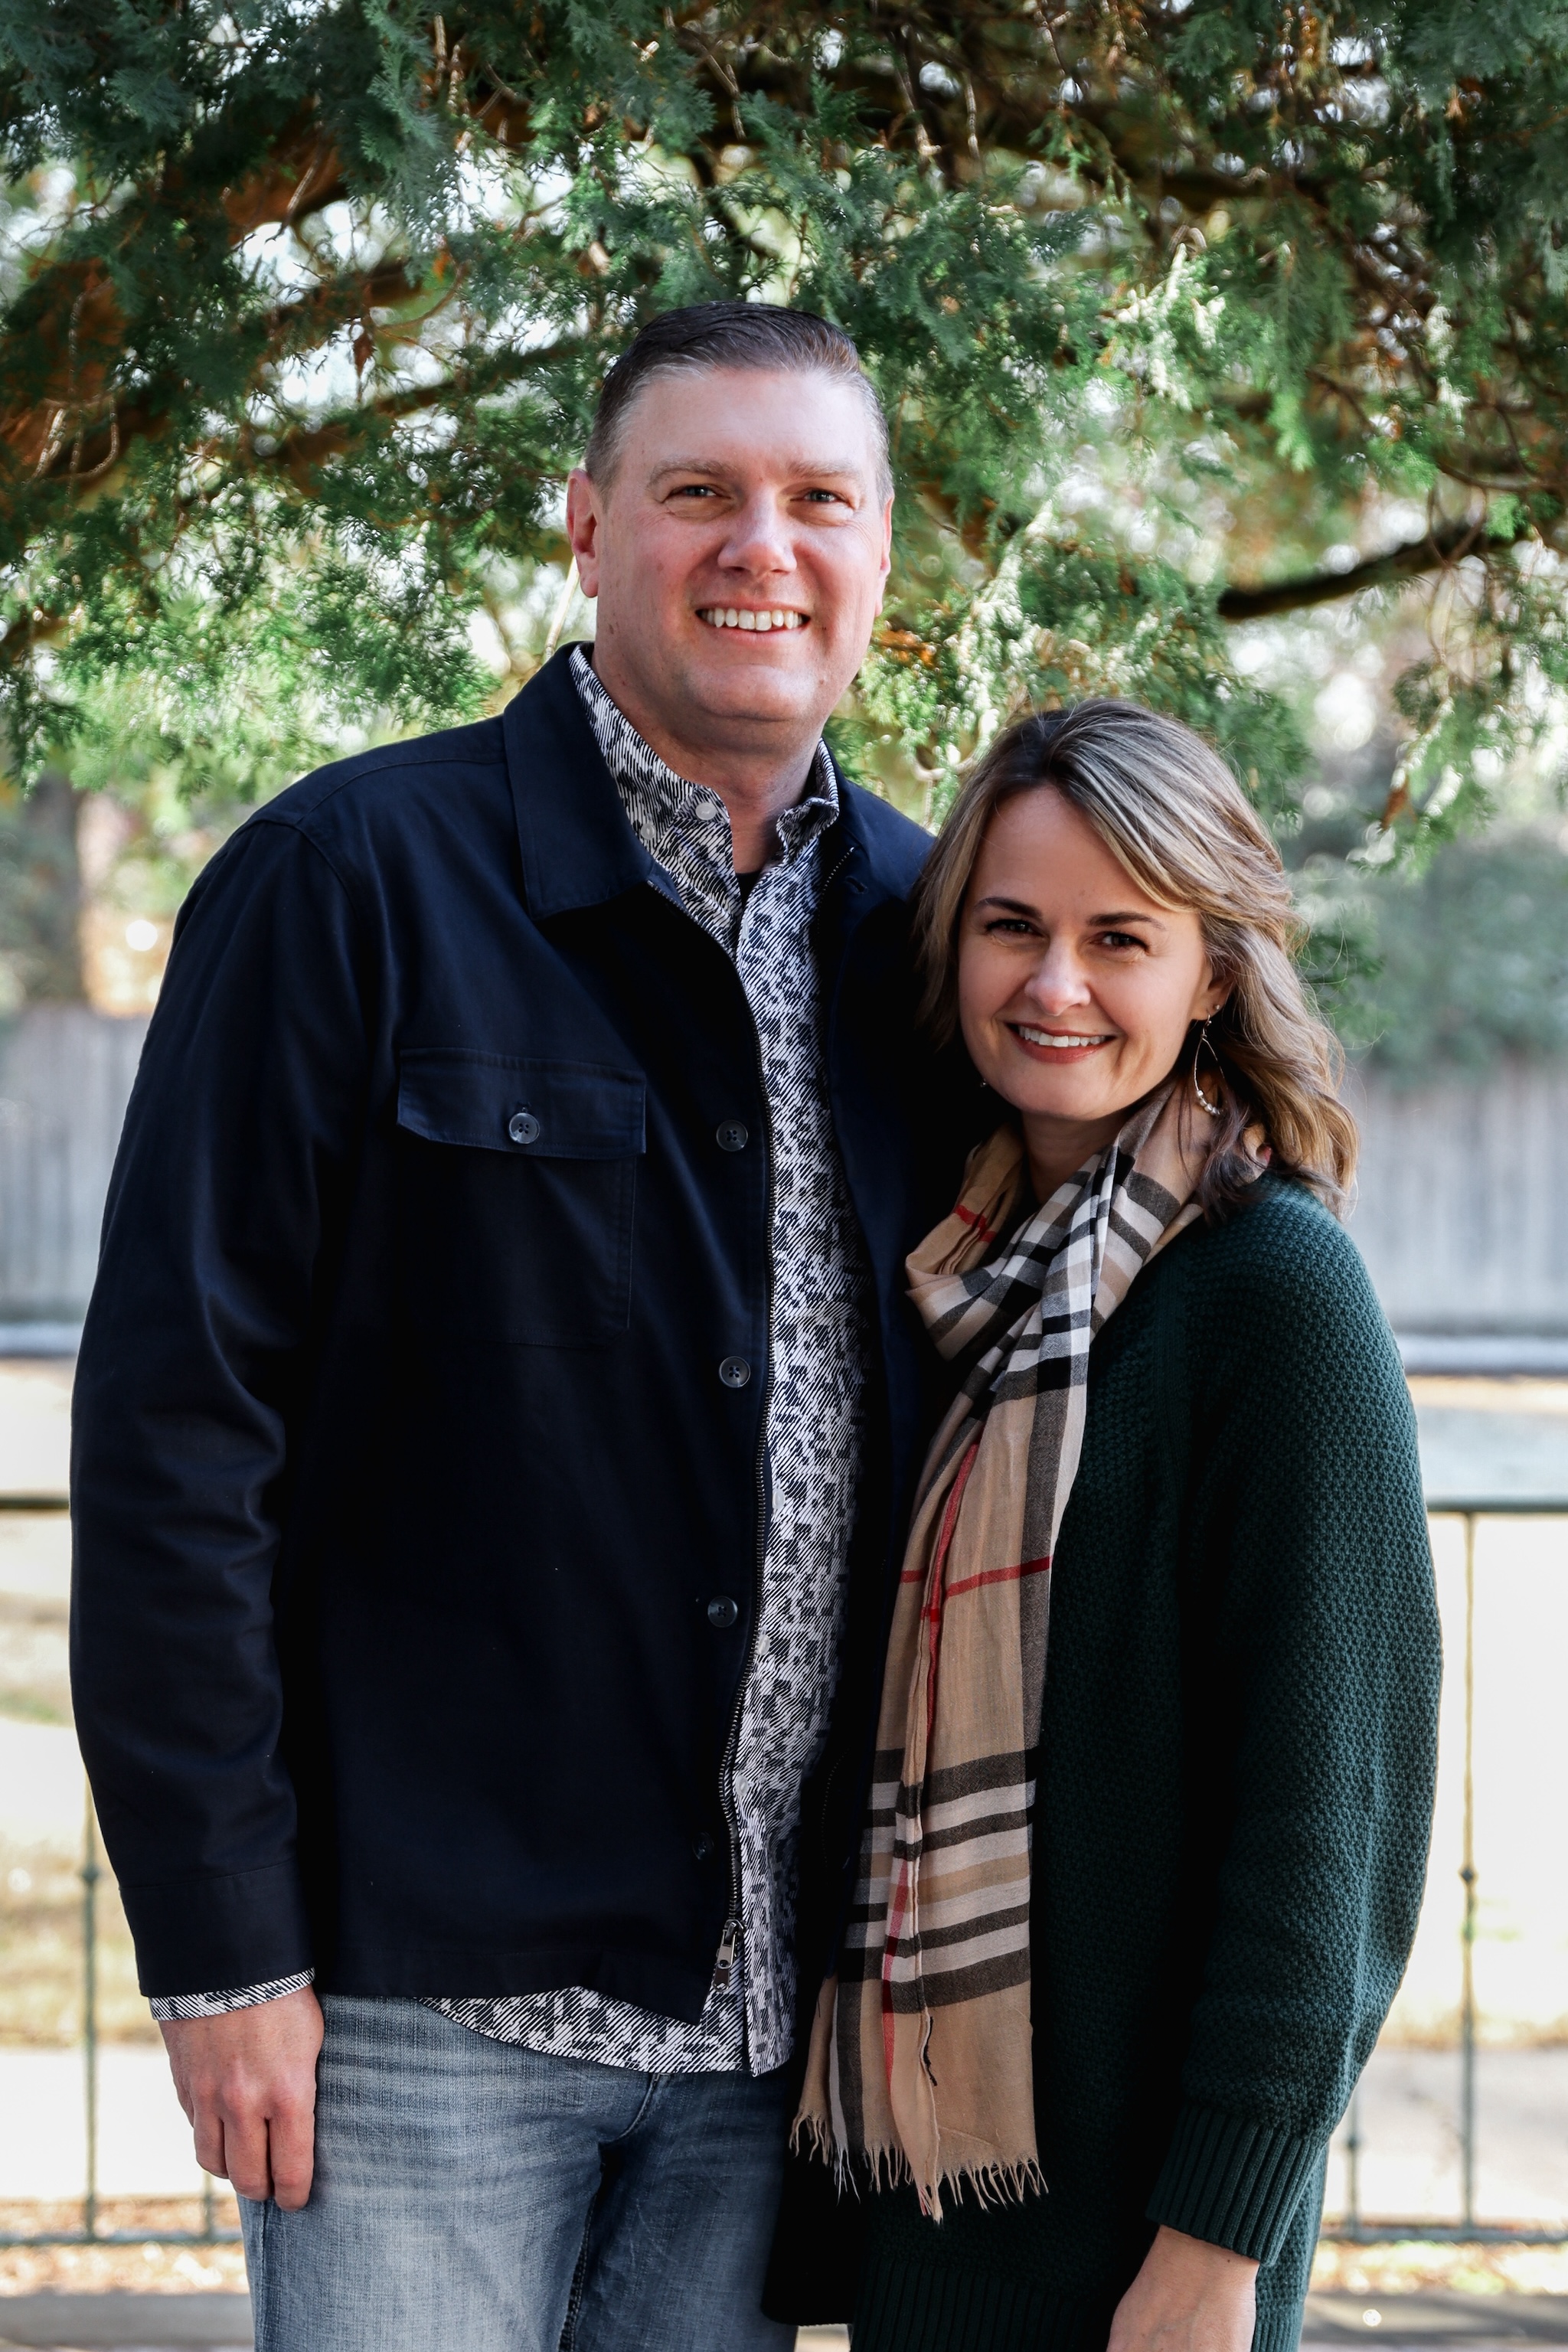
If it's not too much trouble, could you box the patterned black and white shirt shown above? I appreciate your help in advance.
[151,649,875,2079]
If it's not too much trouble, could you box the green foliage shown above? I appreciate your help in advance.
[1,0,1568,867]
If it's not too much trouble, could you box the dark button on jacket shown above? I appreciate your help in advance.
[70,647,965,2017]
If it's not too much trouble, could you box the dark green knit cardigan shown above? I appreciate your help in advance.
[766,1178,1441,2352]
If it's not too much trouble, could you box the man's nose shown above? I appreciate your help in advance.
[718,494,798,576]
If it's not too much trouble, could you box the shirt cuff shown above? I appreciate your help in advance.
[149,1969,315,2022]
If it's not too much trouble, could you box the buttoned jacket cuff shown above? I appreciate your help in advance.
[123,1860,312,2001]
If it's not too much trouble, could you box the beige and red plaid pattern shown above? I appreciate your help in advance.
[795,1080,1211,2216]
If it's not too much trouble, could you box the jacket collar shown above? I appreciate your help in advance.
[815,758,905,911]
[503,640,913,920]
[504,645,654,920]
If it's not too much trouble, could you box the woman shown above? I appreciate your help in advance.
[782,701,1440,2352]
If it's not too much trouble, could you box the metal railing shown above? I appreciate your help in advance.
[1,1501,1563,2252]
[0,1485,239,2251]
[1323,1501,1568,2247]
[0,1796,240,2250]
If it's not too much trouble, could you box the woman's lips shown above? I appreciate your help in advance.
[1008,1023,1116,1061]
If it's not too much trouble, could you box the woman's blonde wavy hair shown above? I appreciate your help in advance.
[912,698,1357,1219]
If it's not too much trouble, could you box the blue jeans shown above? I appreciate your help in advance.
[240,1994,798,2352]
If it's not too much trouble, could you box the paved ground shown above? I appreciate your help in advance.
[0,2293,250,2347]
[1306,2297,1568,2344]
[0,2293,848,2348]
[2,2295,1568,2350]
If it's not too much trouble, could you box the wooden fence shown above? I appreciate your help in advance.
[0,1008,1560,1346]
[0,1008,149,1339]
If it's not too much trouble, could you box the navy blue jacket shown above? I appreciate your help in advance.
[70,648,961,2008]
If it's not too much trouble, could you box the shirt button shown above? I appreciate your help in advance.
[706,1596,740,1629]
[507,1110,541,1145]
[718,1356,751,1389]
[692,1832,717,1861]
[716,1120,749,1153]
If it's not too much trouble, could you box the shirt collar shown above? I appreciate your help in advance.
[568,645,840,874]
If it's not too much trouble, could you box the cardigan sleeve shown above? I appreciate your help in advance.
[1145,1189,1441,2265]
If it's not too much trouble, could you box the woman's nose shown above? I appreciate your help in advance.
[1021,952,1093,1013]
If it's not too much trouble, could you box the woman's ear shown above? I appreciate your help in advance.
[1192,970,1232,1025]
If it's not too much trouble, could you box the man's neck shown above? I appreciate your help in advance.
[586,647,822,874]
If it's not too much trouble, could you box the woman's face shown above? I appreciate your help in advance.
[957,786,1227,1175]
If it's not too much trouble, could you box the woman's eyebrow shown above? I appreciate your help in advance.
[972,894,1166,928]
[972,894,1042,918]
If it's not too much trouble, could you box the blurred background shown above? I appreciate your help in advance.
[3,2,1568,2345]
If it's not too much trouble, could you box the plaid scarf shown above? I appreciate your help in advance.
[795,1080,1212,2216]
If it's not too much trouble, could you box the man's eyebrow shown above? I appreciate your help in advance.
[646,455,869,482]
[972,894,1167,926]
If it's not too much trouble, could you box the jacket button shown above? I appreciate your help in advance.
[706,1596,740,1629]
[508,1110,541,1145]
[692,1831,717,1861]
[718,1356,751,1389]
[716,1120,749,1152]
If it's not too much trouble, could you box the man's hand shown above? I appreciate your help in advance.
[1109,2225,1259,2352]
[159,1984,324,2210]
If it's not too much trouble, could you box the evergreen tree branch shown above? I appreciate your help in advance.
[256,343,580,481]
[1217,520,1537,622]
[3,0,1568,845]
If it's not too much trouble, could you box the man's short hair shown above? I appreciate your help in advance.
[583,302,892,498]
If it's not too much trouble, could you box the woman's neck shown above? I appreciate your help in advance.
[1021,1108,1127,1203]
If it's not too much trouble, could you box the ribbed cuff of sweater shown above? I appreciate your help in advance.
[1145,2102,1323,2266]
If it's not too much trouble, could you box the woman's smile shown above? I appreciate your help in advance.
[1008,1022,1117,1059]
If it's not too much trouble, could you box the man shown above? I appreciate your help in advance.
[71,304,952,2349]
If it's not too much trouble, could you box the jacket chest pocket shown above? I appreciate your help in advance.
[395,1050,645,1346]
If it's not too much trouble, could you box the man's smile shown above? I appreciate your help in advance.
[695,606,808,631]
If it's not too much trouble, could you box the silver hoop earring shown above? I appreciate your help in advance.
[1192,1020,1223,1119]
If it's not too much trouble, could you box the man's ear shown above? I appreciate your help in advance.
[566,467,605,599]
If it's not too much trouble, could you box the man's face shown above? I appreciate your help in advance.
[566,365,892,756]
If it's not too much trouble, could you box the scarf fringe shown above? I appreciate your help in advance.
[792,2110,1046,2223]
[903,2151,1047,2225]
[789,2109,869,2202]
[934,2155,1047,2217]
